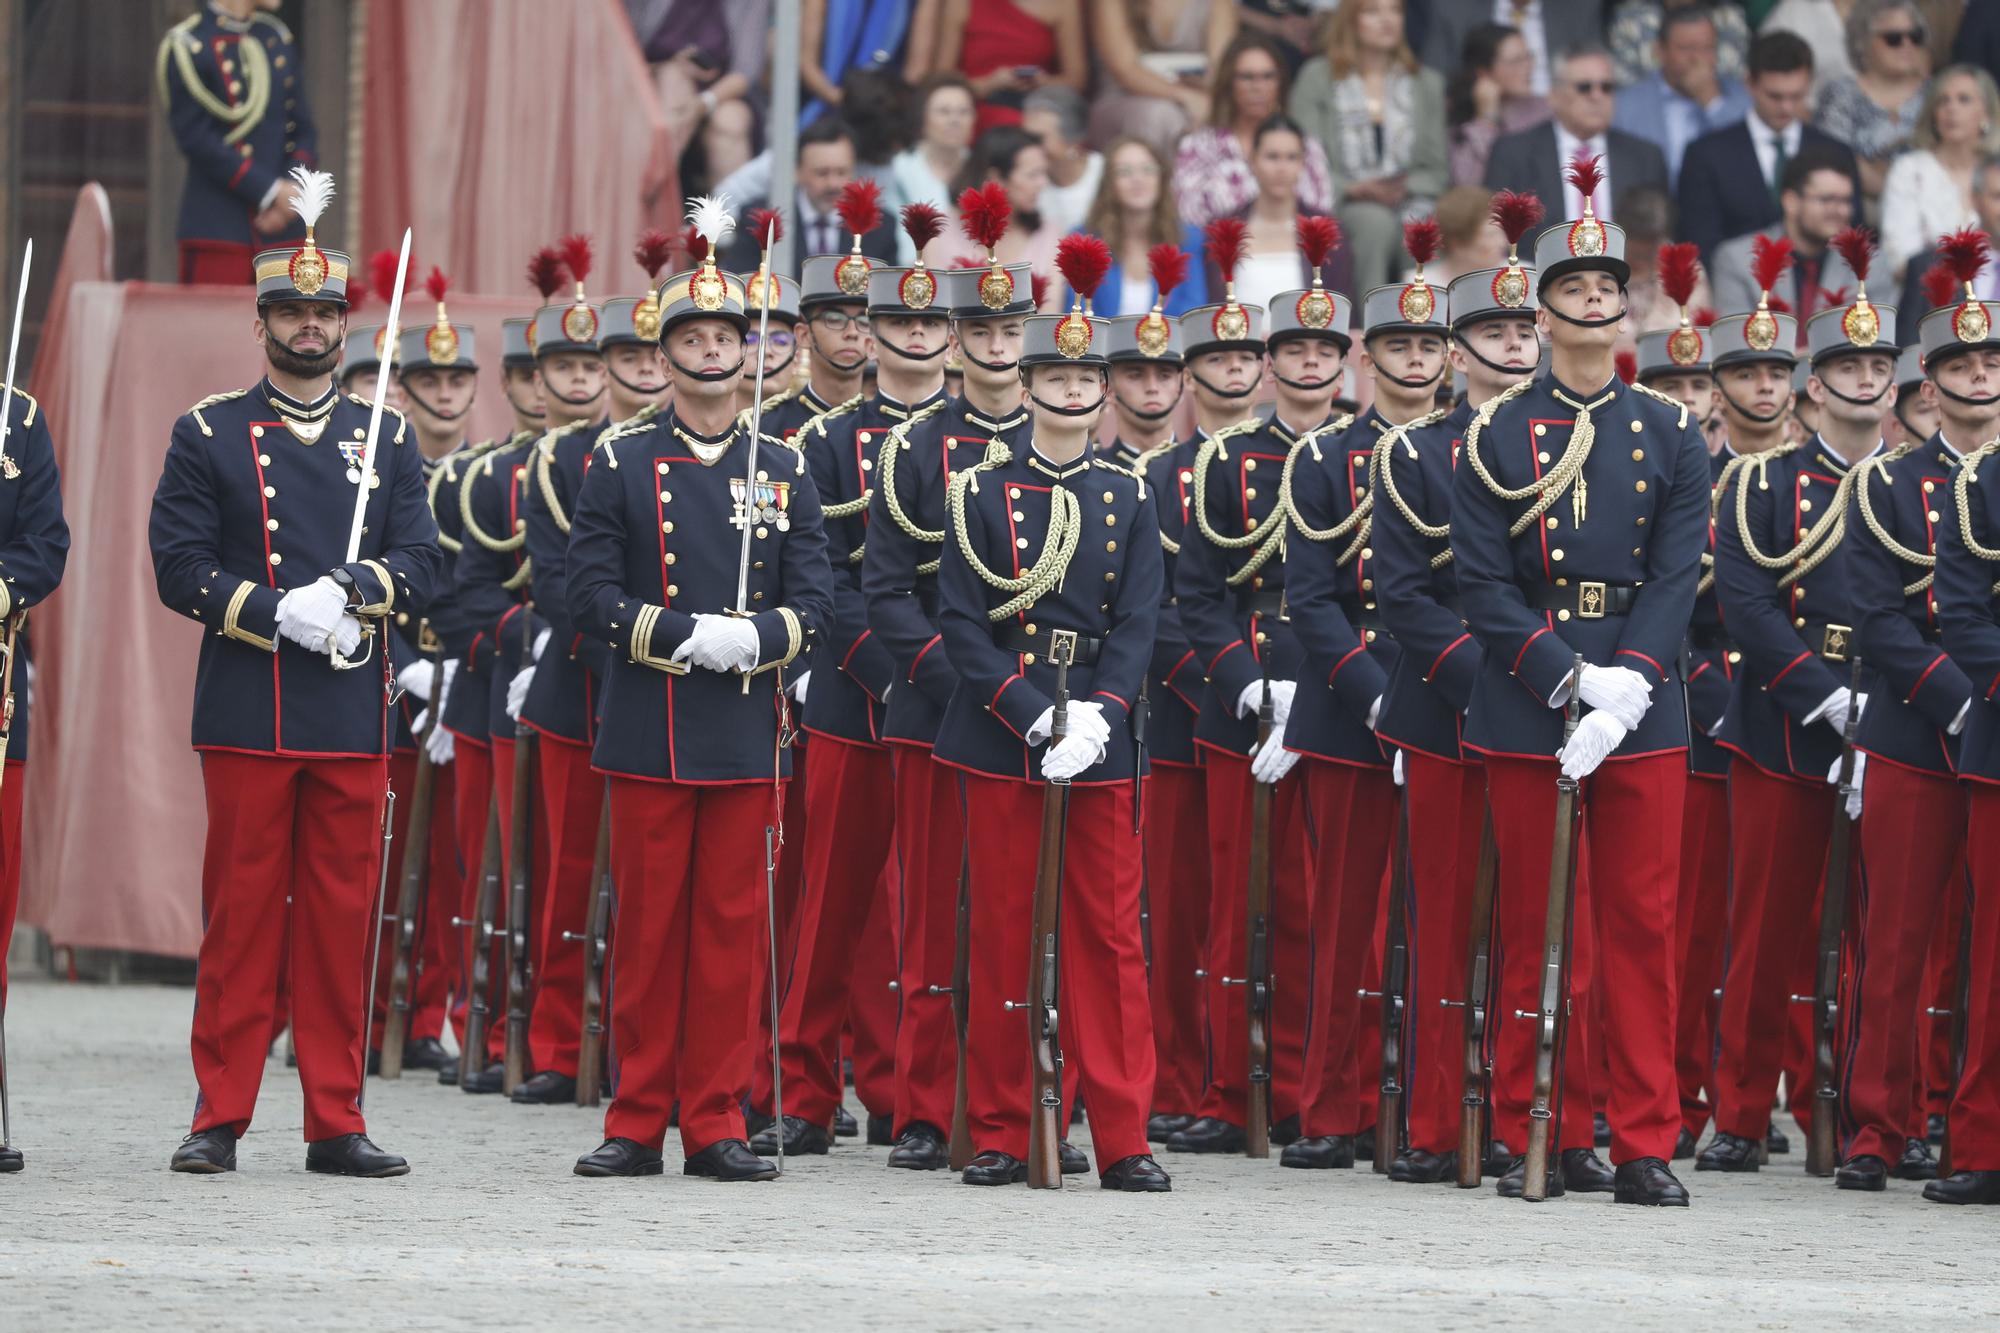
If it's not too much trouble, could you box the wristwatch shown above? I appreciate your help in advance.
[330,567,359,605]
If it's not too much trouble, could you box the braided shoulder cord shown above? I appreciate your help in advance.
[1955,440,2000,563]
[877,418,943,544]
[794,393,865,442]
[460,447,527,553]
[1278,416,1363,542]
[1188,422,1271,551]
[1131,442,1183,556]
[1729,441,1844,583]
[533,421,591,536]
[1457,376,1556,533]
[1628,380,1693,430]
[1854,448,1935,595]
[1694,454,1753,595]
[1372,410,1460,571]
[946,453,1081,620]
[427,454,467,554]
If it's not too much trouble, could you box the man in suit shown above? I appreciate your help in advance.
[1677,30,1860,264]
[1611,5,1749,190]
[1484,43,1668,223]
[1422,0,1603,97]
[1710,153,1859,338]
[720,118,898,272]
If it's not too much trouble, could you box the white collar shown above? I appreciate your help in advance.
[1940,431,1967,459]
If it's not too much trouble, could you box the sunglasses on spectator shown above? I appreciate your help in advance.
[810,311,870,332]
[1877,28,1925,47]
[1569,80,1616,94]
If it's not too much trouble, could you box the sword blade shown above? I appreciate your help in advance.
[0,240,32,459]
[345,229,411,564]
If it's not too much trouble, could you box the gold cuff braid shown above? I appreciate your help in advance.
[222,580,275,651]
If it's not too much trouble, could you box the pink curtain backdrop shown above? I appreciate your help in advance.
[357,0,679,300]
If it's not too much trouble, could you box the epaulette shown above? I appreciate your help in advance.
[598,414,657,450]
[1204,417,1262,460]
[535,417,592,457]
[798,393,864,441]
[1297,412,1358,462]
[248,10,295,41]
[1628,379,1692,430]
[605,401,662,440]
[735,380,804,431]
[346,395,409,444]
[1091,456,1146,501]
[186,388,250,437]
[6,387,38,427]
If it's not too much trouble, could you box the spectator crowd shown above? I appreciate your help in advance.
[624,0,2000,345]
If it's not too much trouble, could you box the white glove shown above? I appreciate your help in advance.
[1041,729,1108,782]
[1559,709,1628,781]
[790,670,811,705]
[1827,750,1866,821]
[275,576,347,654]
[675,613,760,673]
[1807,686,1854,734]
[435,658,458,721]
[1392,749,1405,786]
[425,716,456,766]
[1251,717,1302,784]
[1025,701,1112,749]
[506,665,536,720]
[1366,695,1383,730]
[532,627,552,663]
[330,614,363,659]
[1950,700,1971,736]
[1236,678,1298,726]
[1576,664,1653,732]
[396,660,434,702]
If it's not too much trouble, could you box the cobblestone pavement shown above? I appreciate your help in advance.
[0,980,1991,1331]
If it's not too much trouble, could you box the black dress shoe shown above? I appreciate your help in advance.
[1484,1140,1514,1178]
[685,1138,779,1181]
[401,1037,455,1072]
[460,1061,505,1095]
[1280,1135,1354,1169]
[834,1106,859,1138]
[961,1149,1027,1185]
[1613,1157,1689,1206]
[1928,1112,1948,1145]
[1353,1127,1376,1162]
[1835,1154,1888,1191]
[436,1059,459,1087]
[886,1121,948,1170]
[305,1133,409,1177]
[1562,1148,1616,1192]
[866,1113,894,1147]
[1766,1124,1791,1155]
[1924,1169,2000,1204]
[1495,1154,1564,1199]
[1594,1112,1612,1148]
[1100,1154,1172,1191]
[1893,1138,1938,1180]
[1165,1116,1245,1154]
[743,1108,775,1137]
[170,1128,238,1174]
[1694,1131,1761,1172]
[1271,1113,1302,1147]
[1059,1140,1088,1175]
[574,1137,664,1177]
[1148,1112,1194,1142]
[750,1115,833,1156]
[1672,1127,1698,1160]
[0,1145,21,1173]
[510,1070,578,1105]
[1391,1148,1456,1183]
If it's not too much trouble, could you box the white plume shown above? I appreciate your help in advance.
[287,166,336,231]
[686,194,735,249]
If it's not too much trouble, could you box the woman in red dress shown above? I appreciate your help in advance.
[937,0,1087,133]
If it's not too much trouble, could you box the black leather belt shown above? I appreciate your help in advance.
[1526,581,1639,619]
[1241,587,1287,618]
[1689,624,1737,654]
[1798,620,1856,662]
[995,623,1104,664]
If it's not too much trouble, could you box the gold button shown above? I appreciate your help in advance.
[259,454,271,466]
[1800,499,1812,512]
[757,470,769,482]
[657,462,668,474]
[1353,456,1366,468]
[1104,571,1116,582]
[1632,547,1642,556]
[1558,609,1571,621]
[1924,480,1936,494]
[1245,487,1257,499]
[1012,510,1025,521]
[1631,449,1645,461]
[1550,548,1564,561]
[1106,540,1118,552]
[756,527,768,539]
[263,486,276,498]
[1556,577,1569,587]
[515,519,526,530]
[1538,451,1551,464]
[266,519,279,531]
[1629,421,1643,433]
[1635,480,1647,492]
[1252,575,1264,589]
[1180,469,1193,483]
[396,612,409,626]
[1795,616,1806,628]
[1365,629,1377,642]
[1929,509,1941,522]
[1362,578,1373,590]
[1636,516,1647,526]
[1010,487,1022,500]
[660,491,672,503]
[1024,624,1037,635]
[1023,653,1037,665]
[664,521,674,534]
[251,426,264,438]
[665,553,677,565]
[1534,424,1547,437]
[1361,547,1373,560]
[1546,517,1558,529]
[1103,490,1114,502]
[1800,476,1811,487]
[1017,537,1029,548]
[667,584,679,597]
[268,552,282,565]
[1728,650,1743,664]
[861,457,873,470]
[753,592,764,601]
[1245,459,1258,472]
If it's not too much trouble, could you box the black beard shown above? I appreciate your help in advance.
[266,333,342,379]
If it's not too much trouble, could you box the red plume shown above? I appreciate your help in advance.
[1614,348,1638,385]
[901,202,946,254]
[1205,217,1248,284]
[1830,227,1876,286]
[1690,306,1716,327]
[1939,228,1992,288]
[949,256,987,268]
[1750,233,1793,297]
[424,266,449,304]
[1566,153,1604,204]
[1765,293,1792,315]
[1030,272,1051,309]
[634,228,674,281]
[369,248,403,304]
[1657,242,1700,309]
[748,208,784,249]
[957,181,1012,251]
[1489,189,1545,247]
[835,179,883,240]
[346,286,366,317]
[527,246,565,300]
[1295,215,1341,272]
[1924,261,1960,310]
[1403,217,1442,268]
[1819,286,1850,309]
[678,225,709,266]
[1055,234,1112,304]
[1147,244,1189,303]
[559,233,593,288]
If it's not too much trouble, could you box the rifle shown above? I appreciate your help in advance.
[502,723,537,1095]
[357,789,397,1109]
[0,611,25,1165]
[566,797,612,1108]
[1019,628,1077,1190]
[1520,652,1586,1203]
[1231,615,1277,1159]
[1454,808,1500,1189]
[1370,786,1412,1174]
[948,850,974,1171]
[1933,890,1972,1178]
[454,787,504,1086]
[378,626,444,1078]
[1804,655,1864,1177]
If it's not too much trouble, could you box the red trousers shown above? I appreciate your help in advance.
[370,755,460,1045]
[1485,753,1682,1163]
[1714,760,1840,1139]
[191,753,388,1141]
[603,777,770,1155]
[1196,748,1311,1125]
[1143,763,1209,1115]
[0,762,25,1006]
[1298,759,1397,1138]
[847,860,901,1115]
[962,775,1154,1169]
[1949,785,2000,1168]
[1923,883,1968,1116]
[1401,751,1487,1155]
[890,746,961,1135]
[748,748,809,1108]
[526,733,604,1077]
[771,736,894,1125]
[447,740,492,1040]
[1843,761,1967,1162]
[1674,772,1731,1138]
[178,239,255,285]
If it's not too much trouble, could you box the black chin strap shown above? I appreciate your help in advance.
[878,339,950,364]
[399,383,470,423]
[606,363,668,398]
[669,356,746,383]
[1893,399,1926,436]
[1932,380,2000,408]
[1114,389,1182,422]
[1718,381,1789,426]
[1375,363,1446,392]
[504,382,546,421]
[1544,302,1629,330]
[1031,394,1106,419]
[548,385,606,411]
[1271,371,1342,392]
[1191,367,1263,400]
[1457,340,1539,379]
[1817,381,1889,408]
[962,353,1020,374]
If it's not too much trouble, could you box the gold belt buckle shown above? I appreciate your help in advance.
[1577,581,1607,620]
[1821,623,1851,662]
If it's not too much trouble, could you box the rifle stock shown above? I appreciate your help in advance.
[1024,629,1077,1190]
[1241,619,1276,1159]
[456,789,504,1086]
[1808,655,1865,1177]
[948,854,974,1171]
[502,725,537,1095]
[573,797,612,1107]
[379,634,444,1078]
[1374,787,1411,1173]
[1522,653,1586,1203]
[1456,809,1499,1188]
